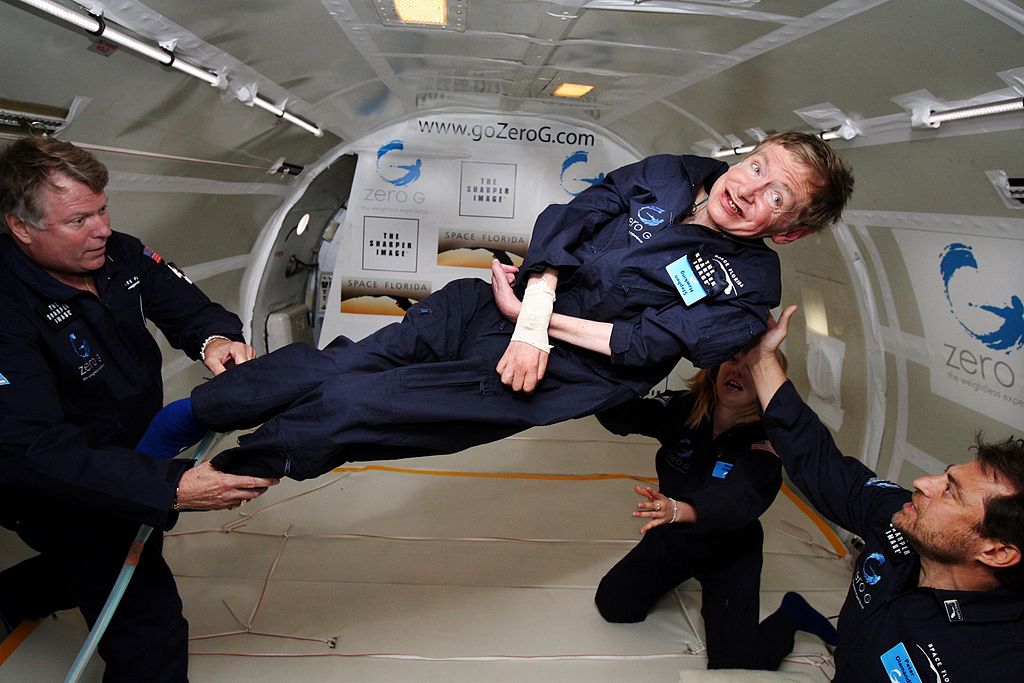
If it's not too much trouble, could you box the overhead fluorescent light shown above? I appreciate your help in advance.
[394,0,446,24]
[553,83,594,98]
[378,0,466,30]
[11,0,324,137]
[924,97,1023,128]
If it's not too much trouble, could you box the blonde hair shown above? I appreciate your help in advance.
[683,351,788,430]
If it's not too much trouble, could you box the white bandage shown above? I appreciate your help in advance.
[510,279,556,352]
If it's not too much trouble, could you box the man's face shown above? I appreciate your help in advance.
[891,459,1015,564]
[7,173,111,282]
[706,144,816,243]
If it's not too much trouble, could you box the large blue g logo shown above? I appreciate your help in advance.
[940,243,1023,353]
[862,552,886,586]
[560,150,605,197]
[637,205,667,228]
[376,139,422,187]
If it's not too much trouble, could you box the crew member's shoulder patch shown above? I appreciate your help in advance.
[864,476,902,489]
[143,244,164,264]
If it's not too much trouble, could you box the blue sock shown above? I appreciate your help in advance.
[779,591,839,646]
[135,398,208,459]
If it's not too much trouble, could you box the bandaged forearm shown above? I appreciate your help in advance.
[510,279,557,352]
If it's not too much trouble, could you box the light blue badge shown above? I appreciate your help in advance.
[880,642,923,683]
[665,254,707,306]
[712,461,733,479]
[0,372,8,386]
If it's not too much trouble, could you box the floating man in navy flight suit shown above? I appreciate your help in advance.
[188,131,854,481]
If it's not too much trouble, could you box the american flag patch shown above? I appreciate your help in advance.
[750,441,778,457]
[143,245,164,264]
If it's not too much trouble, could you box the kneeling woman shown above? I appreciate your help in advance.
[595,352,837,669]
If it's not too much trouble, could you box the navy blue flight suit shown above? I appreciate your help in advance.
[763,380,1024,681]
[196,154,783,480]
[595,391,792,669]
[0,232,245,682]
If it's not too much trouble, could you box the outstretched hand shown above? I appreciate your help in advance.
[749,304,797,361]
[633,485,679,535]
[175,461,278,511]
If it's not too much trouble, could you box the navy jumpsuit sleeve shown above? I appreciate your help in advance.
[595,392,677,440]
[132,239,246,357]
[761,380,908,539]
[609,297,765,370]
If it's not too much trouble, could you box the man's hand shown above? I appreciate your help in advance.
[175,461,278,511]
[741,304,797,409]
[490,259,521,321]
[497,340,549,393]
[202,338,256,376]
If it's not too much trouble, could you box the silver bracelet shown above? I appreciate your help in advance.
[669,498,678,524]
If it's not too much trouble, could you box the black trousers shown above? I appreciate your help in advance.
[0,510,188,682]
[594,521,795,669]
[196,278,636,479]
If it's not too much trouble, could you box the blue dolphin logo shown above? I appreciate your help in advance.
[376,139,422,187]
[560,151,605,197]
[862,552,886,586]
[940,243,1024,353]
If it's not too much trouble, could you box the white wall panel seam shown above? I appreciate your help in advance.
[107,172,291,196]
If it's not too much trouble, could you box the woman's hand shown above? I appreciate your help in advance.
[633,485,680,534]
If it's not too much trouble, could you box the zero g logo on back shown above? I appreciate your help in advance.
[376,139,422,187]
[559,150,605,197]
[940,242,1024,354]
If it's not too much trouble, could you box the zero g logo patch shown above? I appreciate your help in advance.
[636,205,667,228]
[69,332,91,359]
[852,551,886,608]
[862,552,886,585]
[376,139,422,187]
[865,477,902,489]
[0,372,9,386]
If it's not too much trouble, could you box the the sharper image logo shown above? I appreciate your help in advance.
[376,139,422,187]
[559,150,605,197]
[940,242,1024,353]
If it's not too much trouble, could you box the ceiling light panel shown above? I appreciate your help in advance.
[376,0,466,31]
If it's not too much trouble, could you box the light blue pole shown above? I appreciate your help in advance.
[64,431,216,683]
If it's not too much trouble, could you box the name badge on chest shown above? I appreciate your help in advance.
[665,251,726,306]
